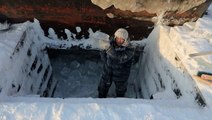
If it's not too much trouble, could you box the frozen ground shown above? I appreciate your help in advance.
[0,3,211,120]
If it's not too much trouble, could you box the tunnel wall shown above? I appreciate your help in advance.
[0,22,55,97]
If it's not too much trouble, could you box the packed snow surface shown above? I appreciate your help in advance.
[0,97,212,120]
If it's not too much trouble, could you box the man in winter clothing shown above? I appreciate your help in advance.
[98,28,136,98]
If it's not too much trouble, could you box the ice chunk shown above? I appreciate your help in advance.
[76,26,81,33]
[88,28,94,38]
[64,29,73,40]
[90,31,110,49]
[60,67,71,76]
[0,21,10,30]
[48,28,58,40]
[69,61,81,69]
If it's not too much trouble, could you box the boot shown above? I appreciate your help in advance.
[98,92,107,98]
[116,93,125,97]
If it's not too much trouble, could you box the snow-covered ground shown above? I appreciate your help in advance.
[0,97,212,120]
[0,3,212,120]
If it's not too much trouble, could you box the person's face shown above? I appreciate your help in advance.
[115,37,125,46]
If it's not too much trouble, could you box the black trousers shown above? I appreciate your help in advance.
[98,76,128,98]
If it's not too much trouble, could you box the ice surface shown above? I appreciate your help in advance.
[50,50,140,98]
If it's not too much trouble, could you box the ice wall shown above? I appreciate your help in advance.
[0,20,55,97]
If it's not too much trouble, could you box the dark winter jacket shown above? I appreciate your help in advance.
[100,40,136,82]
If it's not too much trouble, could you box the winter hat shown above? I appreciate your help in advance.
[114,28,129,46]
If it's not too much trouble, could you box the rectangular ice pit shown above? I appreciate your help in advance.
[47,48,143,98]
[0,20,207,108]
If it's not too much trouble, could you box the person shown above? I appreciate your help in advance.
[98,28,136,98]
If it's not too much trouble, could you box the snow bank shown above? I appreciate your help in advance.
[169,18,212,105]
[169,19,212,75]
[0,22,30,96]
[45,27,145,50]
[140,26,199,101]
[139,15,212,106]
[0,96,212,120]
[0,20,55,97]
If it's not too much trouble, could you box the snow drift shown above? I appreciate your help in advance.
[0,20,55,97]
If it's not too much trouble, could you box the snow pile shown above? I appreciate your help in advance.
[48,28,58,40]
[166,3,212,77]
[169,18,212,75]
[75,26,82,33]
[45,27,145,50]
[168,18,212,105]
[138,13,212,106]
[0,22,30,96]
[45,26,109,50]
[0,20,54,97]
[140,25,200,102]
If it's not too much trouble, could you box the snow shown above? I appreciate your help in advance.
[0,22,30,96]
[204,3,212,19]
[45,29,113,50]
[76,26,81,33]
[0,21,10,30]
[0,97,212,120]
[0,3,212,120]
[64,29,74,40]
[91,0,207,25]
[91,0,205,14]
[48,28,58,40]
[137,4,212,108]
[0,19,54,97]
